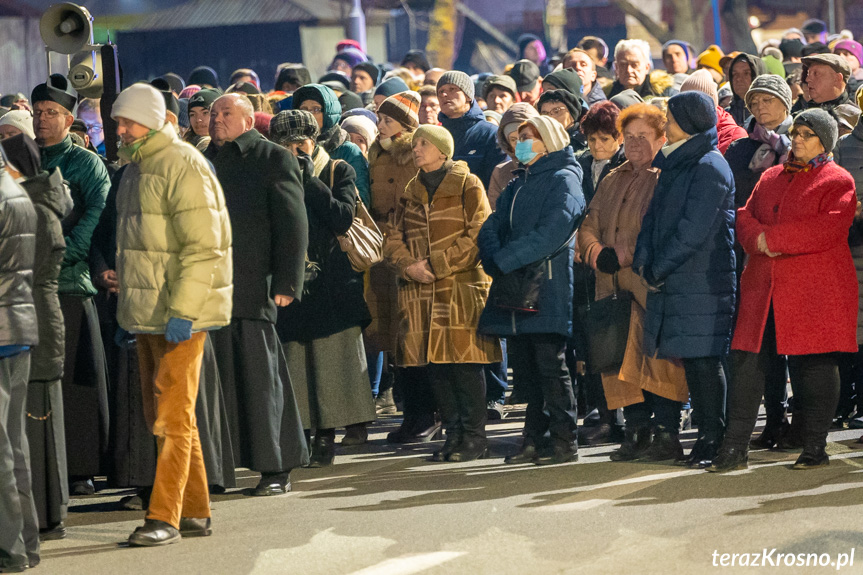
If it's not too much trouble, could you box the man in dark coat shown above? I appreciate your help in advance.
[31,74,110,496]
[2,134,72,541]
[205,93,310,496]
[0,150,40,572]
[792,54,852,121]
[634,92,737,469]
[725,53,767,126]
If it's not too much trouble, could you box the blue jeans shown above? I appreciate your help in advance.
[368,351,384,396]
[484,339,507,404]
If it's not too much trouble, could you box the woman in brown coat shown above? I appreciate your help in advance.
[578,103,688,463]
[366,91,436,439]
[385,124,501,462]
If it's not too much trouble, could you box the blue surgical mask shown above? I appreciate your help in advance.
[515,140,538,164]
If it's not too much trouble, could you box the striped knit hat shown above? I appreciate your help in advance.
[377,90,420,129]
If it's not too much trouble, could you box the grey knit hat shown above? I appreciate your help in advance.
[437,71,475,101]
[793,108,839,152]
[745,75,793,113]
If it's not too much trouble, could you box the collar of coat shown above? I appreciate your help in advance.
[403,160,470,203]
[368,131,415,166]
[120,123,179,163]
[211,128,266,157]
[512,147,578,178]
[40,134,74,160]
[652,127,719,171]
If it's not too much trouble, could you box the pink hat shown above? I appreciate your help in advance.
[835,40,863,67]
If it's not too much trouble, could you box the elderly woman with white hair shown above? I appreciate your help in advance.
[478,116,586,466]
[608,39,677,100]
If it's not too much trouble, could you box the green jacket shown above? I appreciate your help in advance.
[115,124,233,333]
[40,135,110,296]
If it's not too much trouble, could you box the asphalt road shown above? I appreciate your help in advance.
[40,407,863,575]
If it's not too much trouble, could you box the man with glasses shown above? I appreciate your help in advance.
[31,74,110,498]
[76,99,105,157]
[608,40,677,100]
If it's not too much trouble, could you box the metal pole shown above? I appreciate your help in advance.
[346,0,367,53]
[828,0,836,33]
[712,0,722,48]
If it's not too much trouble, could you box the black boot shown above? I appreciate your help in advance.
[792,446,829,469]
[341,423,368,446]
[683,438,720,469]
[610,425,652,461]
[308,430,336,468]
[504,440,539,464]
[750,417,790,450]
[637,427,683,462]
[251,470,291,496]
[448,438,489,462]
[534,440,578,466]
[706,446,749,473]
[430,431,462,462]
[179,517,212,537]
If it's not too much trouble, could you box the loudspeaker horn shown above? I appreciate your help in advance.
[40,2,94,55]
[69,49,102,98]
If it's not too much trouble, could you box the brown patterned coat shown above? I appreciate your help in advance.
[384,160,502,367]
[365,133,418,353]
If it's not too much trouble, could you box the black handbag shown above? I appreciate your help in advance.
[579,272,632,374]
[491,213,584,313]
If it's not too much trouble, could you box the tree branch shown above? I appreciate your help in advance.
[609,0,671,45]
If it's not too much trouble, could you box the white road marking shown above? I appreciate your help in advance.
[346,552,465,575]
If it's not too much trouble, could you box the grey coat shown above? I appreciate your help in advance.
[0,170,38,348]
[834,123,863,343]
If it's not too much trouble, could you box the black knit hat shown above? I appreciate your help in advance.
[159,73,186,94]
[400,50,430,73]
[319,72,351,92]
[667,91,717,135]
[188,88,221,111]
[779,38,804,61]
[188,66,219,89]
[269,110,320,145]
[542,68,583,97]
[150,79,181,117]
[507,60,541,92]
[275,64,312,91]
[537,89,583,123]
[31,74,77,112]
[339,90,364,112]
[0,93,27,108]
[227,81,261,95]
[352,62,381,86]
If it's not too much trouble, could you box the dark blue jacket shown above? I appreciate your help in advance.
[633,128,736,359]
[439,100,507,190]
[478,148,585,337]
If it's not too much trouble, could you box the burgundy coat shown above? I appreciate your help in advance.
[733,161,858,355]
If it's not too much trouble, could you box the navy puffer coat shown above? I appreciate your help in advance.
[478,148,585,337]
[632,128,737,359]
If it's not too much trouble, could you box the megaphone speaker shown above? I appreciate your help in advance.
[40,2,93,55]
[69,49,103,98]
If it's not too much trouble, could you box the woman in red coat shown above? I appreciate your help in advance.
[709,109,858,472]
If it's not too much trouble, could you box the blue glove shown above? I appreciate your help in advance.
[0,345,28,358]
[114,327,135,349]
[165,318,193,344]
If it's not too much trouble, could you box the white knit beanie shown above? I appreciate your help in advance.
[0,110,35,140]
[526,116,570,154]
[111,83,166,130]
[341,115,378,147]
[680,69,719,106]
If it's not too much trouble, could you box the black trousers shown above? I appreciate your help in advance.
[682,355,727,444]
[623,391,682,431]
[725,309,840,451]
[428,363,487,442]
[398,366,437,427]
[509,333,577,446]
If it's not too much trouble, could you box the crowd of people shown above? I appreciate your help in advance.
[1,16,862,569]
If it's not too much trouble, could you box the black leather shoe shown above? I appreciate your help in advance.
[504,442,538,464]
[340,424,368,446]
[0,563,28,573]
[39,522,66,541]
[251,471,291,496]
[70,478,95,496]
[793,447,829,469]
[128,519,181,547]
[448,439,488,462]
[638,429,683,462]
[387,418,442,444]
[430,432,462,462]
[610,426,652,461]
[750,420,790,450]
[578,423,614,446]
[308,434,336,468]
[179,517,212,537]
[534,443,578,466]
[706,447,749,472]
[685,440,719,469]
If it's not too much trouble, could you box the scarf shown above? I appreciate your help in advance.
[318,125,349,154]
[782,152,833,174]
[418,160,454,203]
[591,158,610,188]
[748,116,792,173]
[311,145,330,178]
[661,136,689,157]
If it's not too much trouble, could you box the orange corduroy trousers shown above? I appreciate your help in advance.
[137,332,210,529]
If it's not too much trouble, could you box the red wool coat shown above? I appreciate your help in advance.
[733,161,858,355]
[716,106,747,155]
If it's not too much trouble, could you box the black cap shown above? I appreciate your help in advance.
[779,38,804,60]
[31,74,77,112]
[227,81,260,95]
[159,73,186,94]
[801,42,831,57]
[70,118,87,133]
[275,64,312,91]
[188,88,221,110]
[400,50,430,73]
[319,72,351,92]
[150,79,182,117]
[802,19,828,35]
[507,59,541,92]
[0,93,27,108]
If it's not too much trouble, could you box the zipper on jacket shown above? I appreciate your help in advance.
[511,311,517,334]
[547,259,553,280]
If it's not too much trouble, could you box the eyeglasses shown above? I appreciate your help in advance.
[32,108,67,119]
[789,129,817,140]
[84,123,103,133]
[300,106,323,115]
[541,106,568,117]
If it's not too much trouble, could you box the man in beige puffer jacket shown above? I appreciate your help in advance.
[111,83,232,547]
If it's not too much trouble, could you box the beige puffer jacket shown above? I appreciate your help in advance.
[115,123,233,333]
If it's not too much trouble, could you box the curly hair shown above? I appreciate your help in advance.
[580,101,621,139]
[618,102,667,138]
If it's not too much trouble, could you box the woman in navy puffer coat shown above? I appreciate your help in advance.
[633,92,737,469]
[478,116,585,466]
